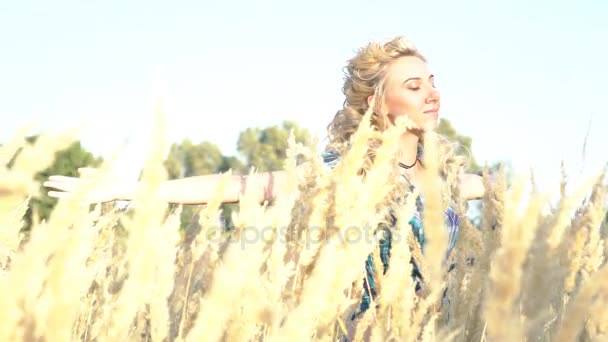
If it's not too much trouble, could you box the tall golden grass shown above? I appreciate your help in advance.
[1,106,607,341]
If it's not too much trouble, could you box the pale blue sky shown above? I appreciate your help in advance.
[1,0,606,191]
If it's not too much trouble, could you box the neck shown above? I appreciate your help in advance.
[398,131,420,168]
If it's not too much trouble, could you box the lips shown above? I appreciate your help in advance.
[424,109,439,118]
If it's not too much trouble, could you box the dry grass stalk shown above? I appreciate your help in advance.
[1,108,608,341]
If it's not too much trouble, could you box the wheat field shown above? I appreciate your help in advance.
[1,108,607,342]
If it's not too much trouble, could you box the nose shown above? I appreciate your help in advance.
[426,86,440,104]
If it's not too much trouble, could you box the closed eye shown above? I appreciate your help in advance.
[403,74,435,89]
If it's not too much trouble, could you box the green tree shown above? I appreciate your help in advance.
[164,139,244,179]
[237,120,311,172]
[219,155,246,174]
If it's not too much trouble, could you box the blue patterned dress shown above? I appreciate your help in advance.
[321,150,460,317]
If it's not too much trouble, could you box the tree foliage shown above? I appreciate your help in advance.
[237,121,312,172]
[164,139,245,179]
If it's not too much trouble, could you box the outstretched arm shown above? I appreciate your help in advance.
[154,171,286,204]
[44,169,289,205]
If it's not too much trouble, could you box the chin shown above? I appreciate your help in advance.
[422,120,439,132]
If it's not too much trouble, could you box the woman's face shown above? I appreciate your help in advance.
[380,56,440,132]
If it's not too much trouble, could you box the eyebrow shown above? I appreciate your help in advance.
[403,74,435,84]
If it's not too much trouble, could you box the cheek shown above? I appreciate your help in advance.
[385,95,413,116]
[385,90,426,116]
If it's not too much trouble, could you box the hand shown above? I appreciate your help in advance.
[43,167,134,203]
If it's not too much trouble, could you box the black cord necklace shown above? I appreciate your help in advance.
[398,159,417,170]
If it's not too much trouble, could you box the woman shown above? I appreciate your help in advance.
[44,35,485,315]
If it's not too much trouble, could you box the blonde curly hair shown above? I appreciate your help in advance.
[325,35,469,199]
